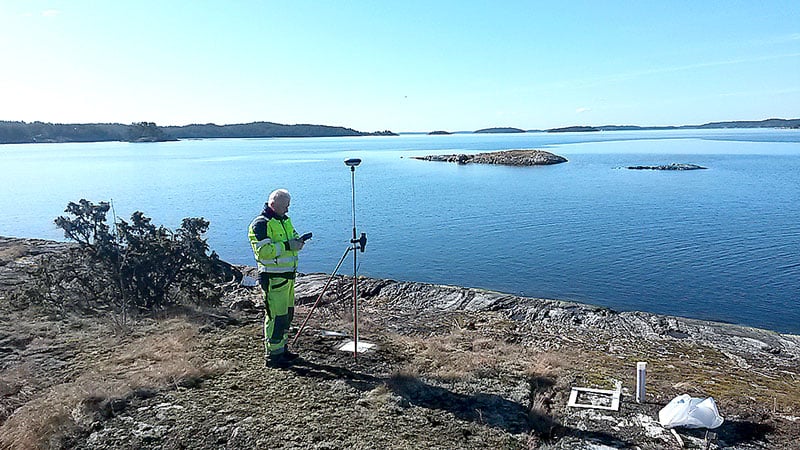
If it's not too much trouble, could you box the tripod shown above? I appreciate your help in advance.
[293,158,367,359]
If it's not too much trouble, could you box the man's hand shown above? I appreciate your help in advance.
[287,239,305,251]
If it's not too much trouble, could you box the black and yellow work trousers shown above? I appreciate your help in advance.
[261,274,296,357]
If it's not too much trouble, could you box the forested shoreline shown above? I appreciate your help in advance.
[0,121,396,144]
[1,118,797,144]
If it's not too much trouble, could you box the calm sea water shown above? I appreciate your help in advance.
[2,129,799,333]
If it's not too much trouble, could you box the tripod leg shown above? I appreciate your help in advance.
[353,243,359,360]
[291,247,352,347]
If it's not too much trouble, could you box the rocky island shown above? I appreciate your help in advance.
[627,163,708,170]
[412,149,568,166]
[474,127,526,134]
[546,126,601,133]
[1,236,798,449]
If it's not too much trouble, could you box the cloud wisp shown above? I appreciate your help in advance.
[516,51,800,95]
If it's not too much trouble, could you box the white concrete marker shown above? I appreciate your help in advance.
[567,386,621,411]
[320,330,348,337]
[636,362,647,403]
[338,340,376,353]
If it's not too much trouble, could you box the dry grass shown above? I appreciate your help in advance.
[386,324,571,443]
[531,335,800,417]
[0,319,230,450]
[381,311,571,419]
[661,346,794,413]
[389,326,565,382]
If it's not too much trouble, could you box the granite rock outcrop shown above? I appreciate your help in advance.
[413,149,567,166]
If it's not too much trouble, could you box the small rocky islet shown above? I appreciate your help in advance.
[412,150,710,172]
[412,149,568,166]
[626,163,707,170]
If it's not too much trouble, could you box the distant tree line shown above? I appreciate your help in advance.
[693,118,800,129]
[161,122,365,138]
[162,123,397,138]
[0,121,175,144]
[1,121,129,144]
[546,126,600,133]
[128,121,171,142]
[0,120,397,144]
[4,117,795,144]
[559,118,800,132]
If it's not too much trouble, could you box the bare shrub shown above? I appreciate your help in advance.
[15,200,238,326]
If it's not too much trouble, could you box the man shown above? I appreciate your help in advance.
[248,189,305,368]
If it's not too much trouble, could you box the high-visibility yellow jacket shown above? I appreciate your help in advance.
[248,207,300,277]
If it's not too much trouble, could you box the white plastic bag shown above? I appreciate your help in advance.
[658,394,724,429]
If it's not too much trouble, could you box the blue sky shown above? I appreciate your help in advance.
[1,1,798,132]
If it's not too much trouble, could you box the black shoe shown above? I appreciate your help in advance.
[265,353,291,369]
[283,348,300,361]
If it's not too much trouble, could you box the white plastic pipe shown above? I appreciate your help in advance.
[636,362,647,403]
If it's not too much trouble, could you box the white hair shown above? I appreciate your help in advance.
[268,189,291,206]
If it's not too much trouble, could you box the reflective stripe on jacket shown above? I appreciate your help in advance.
[248,213,299,275]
